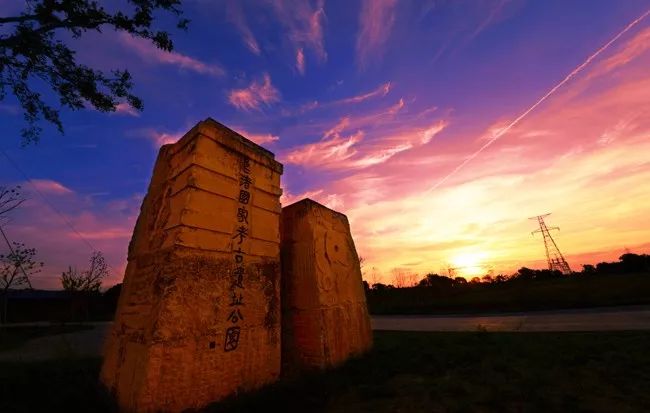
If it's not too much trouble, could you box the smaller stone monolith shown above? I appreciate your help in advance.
[280,198,372,374]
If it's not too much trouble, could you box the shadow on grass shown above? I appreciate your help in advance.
[2,331,650,412]
[0,324,94,353]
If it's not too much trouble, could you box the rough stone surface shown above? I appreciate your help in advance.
[100,118,283,412]
[280,199,373,374]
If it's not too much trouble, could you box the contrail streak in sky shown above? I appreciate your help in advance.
[427,9,650,193]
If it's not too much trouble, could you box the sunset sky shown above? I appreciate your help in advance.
[1,0,649,288]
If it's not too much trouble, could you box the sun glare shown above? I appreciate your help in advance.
[451,251,489,278]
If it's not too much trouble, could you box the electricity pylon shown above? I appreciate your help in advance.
[529,213,572,274]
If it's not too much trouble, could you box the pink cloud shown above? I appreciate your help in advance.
[280,188,343,211]
[29,179,73,195]
[589,26,650,80]
[120,33,225,77]
[280,188,324,206]
[356,0,398,67]
[296,47,306,74]
[113,102,140,117]
[228,73,281,111]
[232,127,280,146]
[284,131,364,168]
[282,114,450,170]
[283,35,650,280]
[339,82,392,104]
[421,120,449,144]
[226,0,261,55]
[149,131,182,147]
[269,0,327,69]
[2,191,140,289]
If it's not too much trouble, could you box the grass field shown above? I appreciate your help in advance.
[1,330,649,412]
[367,273,650,314]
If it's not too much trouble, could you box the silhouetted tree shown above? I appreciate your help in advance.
[0,0,188,144]
[493,274,509,283]
[0,242,43,323]
[0,186,24,224]
[582,264,596,274]
[418,273,455,288]
[619,253,650,273]
[391,268,408,288]
[371,283,394,291]
[61,251,109,321]
[61,251,108,292]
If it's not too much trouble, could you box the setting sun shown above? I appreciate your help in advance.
[451,251,490,279]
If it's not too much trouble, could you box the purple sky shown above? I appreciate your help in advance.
[1,0,649,287]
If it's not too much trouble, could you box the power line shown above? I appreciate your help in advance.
[0,225,34,289]
[529,213,571,274]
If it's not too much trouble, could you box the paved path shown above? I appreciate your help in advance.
[372,305,650,332]
[0,322,110,362]
[1,306,649,361]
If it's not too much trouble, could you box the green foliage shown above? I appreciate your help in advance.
[0,0,188,144]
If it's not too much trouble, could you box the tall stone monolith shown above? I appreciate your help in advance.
[280,199,373,374]
[100,118,283,412]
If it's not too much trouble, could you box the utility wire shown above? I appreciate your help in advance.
[0,225,34,289]
[0,148,121,276]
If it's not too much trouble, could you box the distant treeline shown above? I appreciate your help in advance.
[366,253,650,315]
[368,253,650,290]
[2,284,121,323]
[3,254,650,322]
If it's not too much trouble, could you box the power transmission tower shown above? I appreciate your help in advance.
[529,213,572,274]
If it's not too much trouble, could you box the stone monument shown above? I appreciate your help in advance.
[100,118,283,412]
[280,199,373,374]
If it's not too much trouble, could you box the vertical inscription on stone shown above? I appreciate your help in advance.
[225,156,251,352]
[100,118,283,413]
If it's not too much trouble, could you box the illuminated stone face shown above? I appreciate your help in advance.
[100,118,283,413]
[280,199,373,374]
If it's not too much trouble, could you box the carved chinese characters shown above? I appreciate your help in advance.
[100,118,283,413]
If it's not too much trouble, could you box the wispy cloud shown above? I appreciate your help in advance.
[119,33,225,77]
[4,190,139,289]
[296,47,306,74]
[29,179,74,195]
[232,127,280,146]
[228,73,281,111]
[426,8,650,193]
[148,131,182,147]
[356,0,398,68]
[270,0,327,72]
[282,116,449,170]
[226,0,261,55]
[339,82,392,104]
[284,131,364,168]
[112,103,140,117]
[588,26,650,80]
[421,120,449,144]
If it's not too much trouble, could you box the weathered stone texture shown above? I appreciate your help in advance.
[281,199,373,373]
[100,118,283,412]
